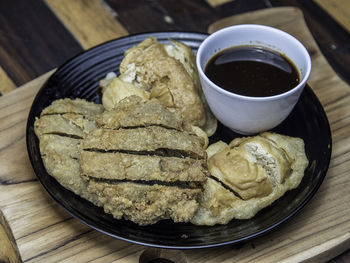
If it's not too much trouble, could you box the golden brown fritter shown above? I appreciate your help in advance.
[80,151,207,182]
[36,96,208,226]
[34,114,85,138]
[34,98,103,206]
[79,97,209,225]
[82,126,206,159]
[38,134,100,206]
[191,132,308,225]
[87,180,202,225]
[96,96,187,131]
[41,98,104,116]
[119,37,207,129]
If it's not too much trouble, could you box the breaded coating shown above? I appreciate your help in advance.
[101,77,150,110]
[119,37,206,128]
[36,97,208,226]
[34,114,85,138]
[208,146,273,200]
[82,126,206,159]
[80,151,208,182]
[87,180,202,225]
[97,96,187,131]
[34,112,98,138]
[191,132,308,225]
[34,98,103,206]
[38,134,100,206]
[41,98,104,116]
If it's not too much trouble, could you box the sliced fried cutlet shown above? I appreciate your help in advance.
[35,98,104,206]
[34,114,85,138]
[80,151,207,182]
[97,96,187,131]
[87,180,202,225]
[82,126,206,159]
[39,134,100,206]
[41,98,104,116]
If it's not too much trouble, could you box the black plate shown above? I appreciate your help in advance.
[26,32,332,249]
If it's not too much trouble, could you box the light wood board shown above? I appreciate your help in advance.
[0,7,349,263]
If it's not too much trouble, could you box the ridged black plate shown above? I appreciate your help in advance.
[26,32,332,249]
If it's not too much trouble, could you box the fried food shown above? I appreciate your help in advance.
[121,36,205,126]
[80,99,208,225]
[87,181,202,225]
[41,98,104,116]
[101,77,150,110]
[191,132,308,225]
[83,126,206,159]
[101,36,217,136]
[81,151,207,182]
[34,99,104,206]
[97,96,185,131]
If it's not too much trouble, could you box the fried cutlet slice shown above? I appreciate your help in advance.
[87,180,202,225]
[38,134,100,206]
[35,98,104,206]
[35,113,98,138]
[80,151,208,182]
[34,114,85,138]
[97,96,187,131]
[82,126,206,159]
[41,98,104,116]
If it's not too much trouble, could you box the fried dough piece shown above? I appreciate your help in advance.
[97,96,186,131]
[119,37,206,129]
[191,132,308,225]
[38,134,100,206]
[80,151,208,182]
[191,177,287,225]
[83,126,206,159]
[208,146,273,200]
[87,180,202,225]
[229,136,292,186]
[101,77,150,110]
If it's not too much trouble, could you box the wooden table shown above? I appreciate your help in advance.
[0,1,349,262]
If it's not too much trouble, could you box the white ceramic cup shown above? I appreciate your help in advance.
[197,24,311,135]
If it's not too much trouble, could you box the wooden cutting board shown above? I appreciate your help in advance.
[0,7,349,263]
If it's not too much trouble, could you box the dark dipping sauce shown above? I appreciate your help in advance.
[205,46,300,97]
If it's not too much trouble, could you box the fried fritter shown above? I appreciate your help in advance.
[191,132,308,225]
[38,134,100,206]
[80,151,207,182]
[97,96,187,131]
[36,94,208,226]
[41,98,104,116]
[118,37,214,133]
[82,126,206,159]
[87,180,202,225]
[34,98,103,206]
[79,97,208,225]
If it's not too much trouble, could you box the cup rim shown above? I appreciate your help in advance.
[196,24,312,102]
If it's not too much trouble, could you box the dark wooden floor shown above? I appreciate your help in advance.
[0,0,349,90]
[0,0,348,261]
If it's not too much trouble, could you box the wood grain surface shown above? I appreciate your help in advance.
[45,0,128,49]
[0,7,349,262]
[314,0,350,33]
